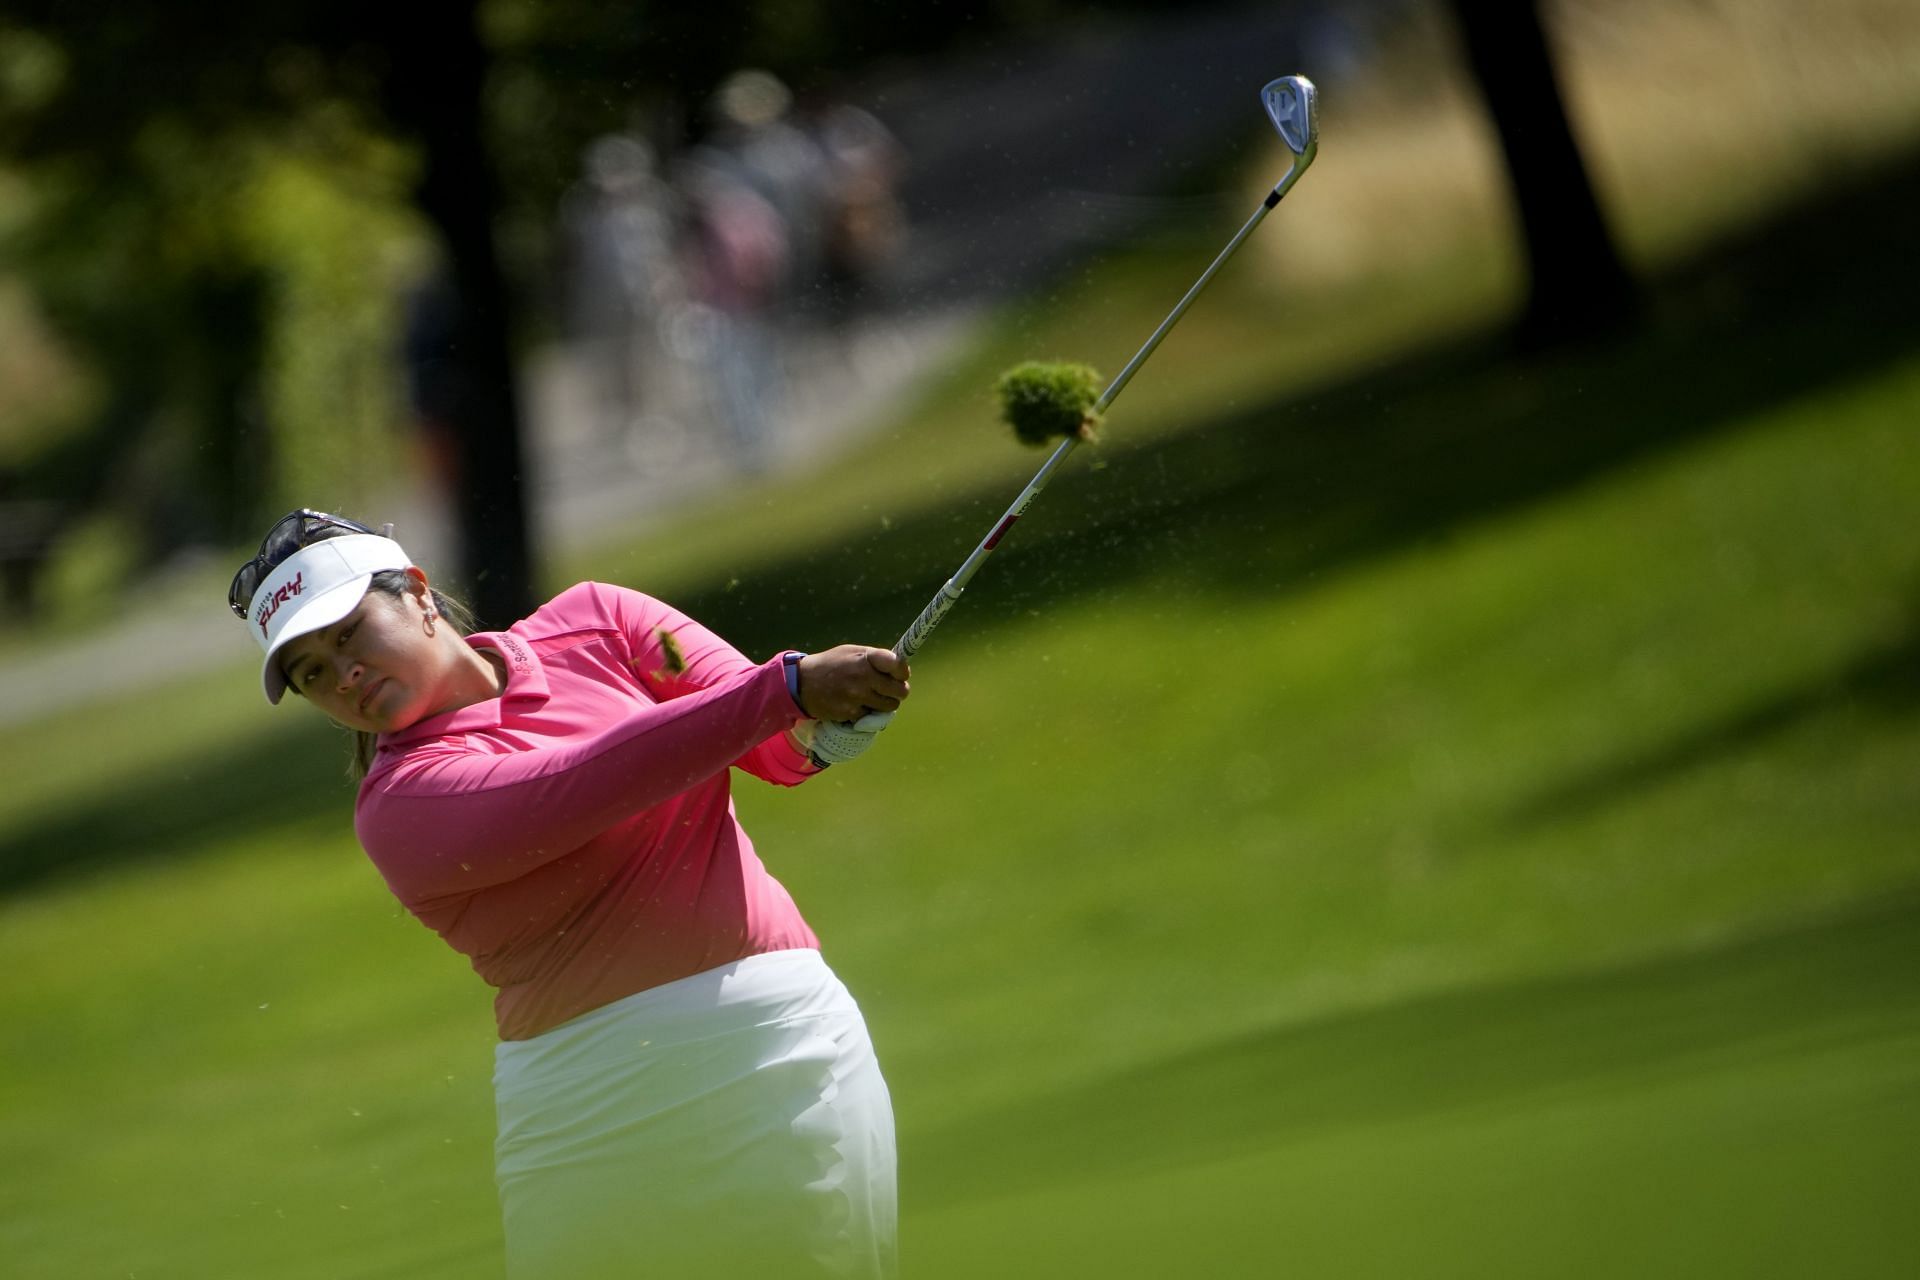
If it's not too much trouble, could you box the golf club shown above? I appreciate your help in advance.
[891,74,1320,662]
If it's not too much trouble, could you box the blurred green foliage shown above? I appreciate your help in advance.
[0,0,1198,616]
[235,130,423,514]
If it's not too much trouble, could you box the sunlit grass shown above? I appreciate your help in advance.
[5,335,1914,1276]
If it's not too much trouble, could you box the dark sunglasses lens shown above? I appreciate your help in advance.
[260,519,309,564]
[229,559,264,616]
[229,511,377,617]
[296,511,374,544]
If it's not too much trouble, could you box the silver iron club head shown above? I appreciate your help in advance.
[1261,75,1318,164]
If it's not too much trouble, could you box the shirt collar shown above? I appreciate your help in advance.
[379,629,551,744]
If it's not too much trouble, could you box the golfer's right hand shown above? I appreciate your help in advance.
[795,645,910,723]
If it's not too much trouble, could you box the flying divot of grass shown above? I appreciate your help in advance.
[996,361,1105,447]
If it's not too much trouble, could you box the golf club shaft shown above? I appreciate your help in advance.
[893,431,1082,660]
[893,147,1316,662]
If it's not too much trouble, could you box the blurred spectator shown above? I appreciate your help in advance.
[546,73,912,477]
[668,69,844,472]
[812,98,907,326]
[674,151,789,472]
[556,134,684,451]
[706,70,834,318]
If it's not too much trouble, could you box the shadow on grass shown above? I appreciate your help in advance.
[0,717,356,895]
[5,147,1919,897]
[907,889,1920,1210]
[675,145,1920,661]
[1509,587,1920,831]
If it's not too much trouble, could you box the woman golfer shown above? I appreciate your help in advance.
[229,509,906,1278]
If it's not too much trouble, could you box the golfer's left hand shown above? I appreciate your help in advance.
[795,645,910,723]
[798,711,896,767]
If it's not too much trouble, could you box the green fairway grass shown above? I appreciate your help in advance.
[6,76,1920,1280]
[5,280,1917,1276]
[909,893,1920,1278]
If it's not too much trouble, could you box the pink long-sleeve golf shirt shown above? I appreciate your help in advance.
[354,581,821,1041]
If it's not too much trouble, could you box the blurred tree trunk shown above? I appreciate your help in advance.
[380,0,538,628]
[191,270,273,545]
[1449,0,1636,347]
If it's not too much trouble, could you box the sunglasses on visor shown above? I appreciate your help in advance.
[227,509,394,618]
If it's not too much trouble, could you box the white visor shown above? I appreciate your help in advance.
[248,534,412,704]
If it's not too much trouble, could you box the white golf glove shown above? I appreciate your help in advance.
[797,711,895,767]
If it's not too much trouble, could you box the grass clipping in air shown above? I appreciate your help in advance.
[997,361,1104,447]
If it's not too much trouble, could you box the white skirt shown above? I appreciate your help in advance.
[493,949,897,1279]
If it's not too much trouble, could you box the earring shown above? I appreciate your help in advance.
[424,609,438,637]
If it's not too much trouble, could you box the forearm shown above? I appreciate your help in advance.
[357,657,802,899]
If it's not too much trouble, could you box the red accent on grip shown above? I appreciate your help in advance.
[983,515,1021,550]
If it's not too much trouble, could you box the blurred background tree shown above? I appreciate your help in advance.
[1,0,1649,625]
[1447,0,1637,346]
[0,0,1204,626]
[0,5,432,614]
